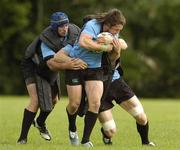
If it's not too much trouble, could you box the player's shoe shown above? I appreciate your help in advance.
[143,141,156,146]
[81,141,93,148]
[103,137,112,145]
[69,130,79,145]
[101,128,112,145]
[33,119,51,141]
[17,138,27,144]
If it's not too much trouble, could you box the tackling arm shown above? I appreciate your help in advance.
[47,50,88,71]
[47,58,74,71]
[54,49,72,63]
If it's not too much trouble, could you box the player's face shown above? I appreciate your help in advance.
[103,24,123,36]
[57,23,69,37]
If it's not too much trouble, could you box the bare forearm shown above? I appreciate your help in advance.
[54,51,72,63]
[81,38,102,51]
[108,49,121,62]
[47,59,70,71]
[47,57,88,71]
[79,34,112,52]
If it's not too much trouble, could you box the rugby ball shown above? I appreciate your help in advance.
[97,32,114,44]
[97,32,128,50]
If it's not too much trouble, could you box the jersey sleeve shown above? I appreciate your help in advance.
[81,21,96,37]
[62,44,73,55]
[40,42,55,61]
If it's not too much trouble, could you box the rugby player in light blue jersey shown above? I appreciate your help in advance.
[54,9,126,147]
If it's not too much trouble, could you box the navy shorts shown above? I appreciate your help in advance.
[100,78,135,112]
[65,68,104,85]
[65,70,83,85]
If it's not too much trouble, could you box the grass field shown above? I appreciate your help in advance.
[0,96,180,150]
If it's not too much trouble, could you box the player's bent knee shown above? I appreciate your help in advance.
[89,101,101,112]
[128,105,144,117]
[135,113,147,125]
[27,101,39,112]
[29,99,38,107]
[68,102,80,113]
[102,119,116,137]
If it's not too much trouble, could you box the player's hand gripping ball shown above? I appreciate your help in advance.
[118,38,128,50]
[97,32,128,50]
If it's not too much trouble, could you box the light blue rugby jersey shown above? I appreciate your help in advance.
[32,42,55,63]
[67,19,103,68]
[63,19,120,69]
[40,42,55,60]
[62,44,73,54]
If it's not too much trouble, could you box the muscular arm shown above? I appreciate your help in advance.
[108,38,122,62]
[53,50,72,63]
[79,33,113,52]
[108,49,121,62]
[46,58,74,71]
[47,50,88,71]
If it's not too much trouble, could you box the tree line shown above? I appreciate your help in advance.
[0,0,180,97]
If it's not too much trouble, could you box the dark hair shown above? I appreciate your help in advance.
[84,8,126,27]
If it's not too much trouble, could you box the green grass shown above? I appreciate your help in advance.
[0,96,180,150]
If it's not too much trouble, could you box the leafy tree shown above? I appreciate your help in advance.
[0,0,32,94]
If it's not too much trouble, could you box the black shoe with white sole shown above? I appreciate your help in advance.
[101,128,112,145]
[33,119,51,141]
[17,138,27,144]
[69,130,79,145]
[143,141,156,147]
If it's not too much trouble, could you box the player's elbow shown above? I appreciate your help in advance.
[46,59,58,71]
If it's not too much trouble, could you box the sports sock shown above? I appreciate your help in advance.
[136,122,149,144]
[81,111,98,143]
[18,108,36,141]
[66,108,77,132]
[36,110,51,127]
